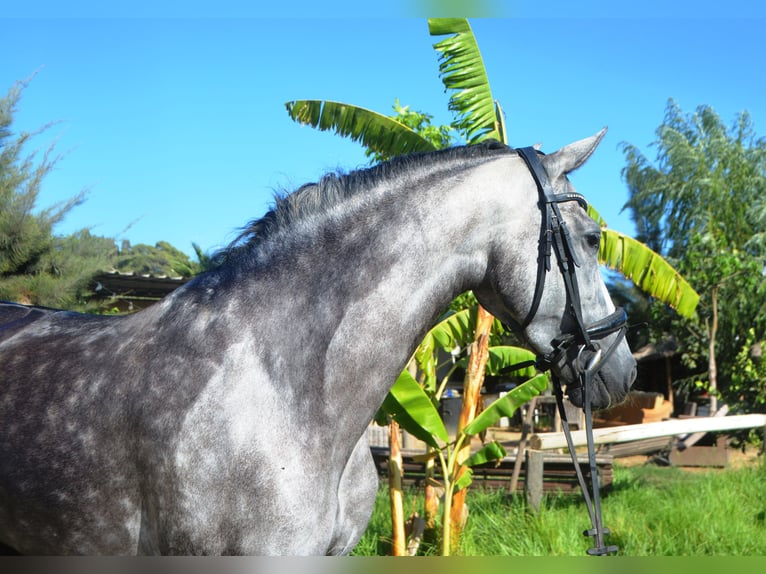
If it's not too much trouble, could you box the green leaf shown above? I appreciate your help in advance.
[599,228,700,318]
[587,204,608,228]
[381,369,449,448]
[454,466,474,491]
[459,345,537,378]
[462,374,549,436]
[428,18,501,144]
[285,100,437,158]
[495,100,508,146]
[464,440,507,467]
[415,307,475,392]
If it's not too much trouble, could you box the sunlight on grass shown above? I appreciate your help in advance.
[353,457,766,556]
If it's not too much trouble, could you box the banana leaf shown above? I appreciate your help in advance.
[462,374,549,436]
[599,228,699,318]
[415,307,475,392]
[457,345,537,379]
[380,368,449,448]
[285,100,436,158]
[453,442,508,491]
[429,18,500,144]
[464,440,507,467]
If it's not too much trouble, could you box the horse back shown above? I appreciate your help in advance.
[0,302,63,343]
[0,301,142,553]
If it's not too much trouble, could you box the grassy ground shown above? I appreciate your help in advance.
[351,450,766,556]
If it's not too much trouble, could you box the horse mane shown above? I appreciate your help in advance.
[212,140,512,266]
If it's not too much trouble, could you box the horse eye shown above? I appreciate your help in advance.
[586,233,601,251]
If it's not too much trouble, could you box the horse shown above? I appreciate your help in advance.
[0,130,636,555]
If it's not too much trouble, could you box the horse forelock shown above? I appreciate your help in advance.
[212,141,514,266]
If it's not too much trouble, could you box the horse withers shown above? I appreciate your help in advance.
[0,130,636,554]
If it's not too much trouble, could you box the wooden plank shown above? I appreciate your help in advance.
[675,404,729,450]
[599,436,673,458]
[529,413,766,451]
[670,435,729,467]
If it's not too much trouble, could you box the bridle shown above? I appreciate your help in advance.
[511,146,629,556]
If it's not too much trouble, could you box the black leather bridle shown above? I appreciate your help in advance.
[513,146,630,556]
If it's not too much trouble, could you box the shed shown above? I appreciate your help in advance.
[90,270,189,312]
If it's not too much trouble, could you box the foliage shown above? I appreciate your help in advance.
[365,99,456,164]
[285,100,439,161]
[624,100,766,257]
[0,230,117,310]
[379,368,548,555]
[730,328,766,410]
[114,240,199,278]
[192,242,214,272]
[0,80,93,307]
[599,228,699,318]
[621,100,766,412]
[428,18,503,144]
[0,83,82,276]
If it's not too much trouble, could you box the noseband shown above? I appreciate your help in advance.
[515,146,629,556]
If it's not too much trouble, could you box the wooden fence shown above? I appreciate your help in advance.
[522,413,766,510]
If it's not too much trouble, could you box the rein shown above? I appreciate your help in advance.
[514,146,629,556]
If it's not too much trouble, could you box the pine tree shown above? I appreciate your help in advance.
[0,80,91,306]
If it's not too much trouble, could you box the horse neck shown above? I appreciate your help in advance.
[193,156,526,439]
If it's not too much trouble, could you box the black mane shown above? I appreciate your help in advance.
[213,140,512,265]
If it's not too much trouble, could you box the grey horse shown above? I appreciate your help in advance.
[0,131,636,554]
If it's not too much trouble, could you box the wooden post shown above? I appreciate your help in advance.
[525,449,544,512]
[509,396,537,493]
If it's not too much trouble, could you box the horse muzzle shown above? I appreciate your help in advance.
[541,308,636,410]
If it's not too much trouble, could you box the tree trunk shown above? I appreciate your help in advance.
[448,304,494,553]
[708,286,719,414]
[388,420,406,556]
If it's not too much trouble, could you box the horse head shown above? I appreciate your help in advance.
[475,130,636,410]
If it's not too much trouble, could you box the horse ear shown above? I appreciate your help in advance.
[541,127,607,176]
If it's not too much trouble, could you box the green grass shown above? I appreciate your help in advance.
[351,457,766,556]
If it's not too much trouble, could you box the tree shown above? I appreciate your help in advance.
[0,79,93,307]
[114,240,199,278]
[622,100,766,413]
[7,230,118,310]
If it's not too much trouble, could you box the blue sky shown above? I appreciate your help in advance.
[4,3,766,259]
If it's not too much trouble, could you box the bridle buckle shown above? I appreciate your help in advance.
[577,345,603,375]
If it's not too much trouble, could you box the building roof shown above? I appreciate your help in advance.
[91,270,189,302]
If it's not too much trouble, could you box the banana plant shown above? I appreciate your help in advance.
[285,20,698,317]
[379,362,548,556]
[286,17,699,555]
